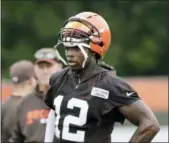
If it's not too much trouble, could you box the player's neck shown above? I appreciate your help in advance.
[12,86,33,97]
[38,84,49,94]
[73,58,97,80]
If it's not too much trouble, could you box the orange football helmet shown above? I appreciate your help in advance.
[56,11,111,59]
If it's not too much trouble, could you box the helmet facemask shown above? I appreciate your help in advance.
[54,17,103,68]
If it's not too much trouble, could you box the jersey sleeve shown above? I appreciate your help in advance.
[103,75,141,124]
[108,76,141,107]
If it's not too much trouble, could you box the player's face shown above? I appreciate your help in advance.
[34,61,62,85]
[65,46,88,70]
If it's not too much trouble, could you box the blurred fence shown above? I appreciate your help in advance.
[111,125,168,142]
[124,76,168,112]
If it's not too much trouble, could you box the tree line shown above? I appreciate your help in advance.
[2,1,168,78]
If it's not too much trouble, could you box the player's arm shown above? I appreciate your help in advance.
[119,100,160,142]
[108,75,160,142]
[9,121,25,143]
[9,104,25,143]
[1,103,6,142]
[44,109,56,142]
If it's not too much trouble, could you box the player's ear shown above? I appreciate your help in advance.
[29,77,37,88]
[27,78,31,85]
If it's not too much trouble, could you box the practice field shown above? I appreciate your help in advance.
[111,125,168,142]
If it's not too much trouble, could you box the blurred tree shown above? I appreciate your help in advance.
[1,1,168,78]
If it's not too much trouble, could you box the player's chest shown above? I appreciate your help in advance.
[53,77,110,119]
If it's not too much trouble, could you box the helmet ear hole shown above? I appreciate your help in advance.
[99,42,104,47]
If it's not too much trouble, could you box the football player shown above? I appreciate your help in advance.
[2,60,37,142]
[44,12,160,143]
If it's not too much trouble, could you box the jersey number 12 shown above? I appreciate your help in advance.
[54,95,89,142]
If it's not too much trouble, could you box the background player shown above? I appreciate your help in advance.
[1,60,36,142]
[10,48,65,142]
[44,12,160,143]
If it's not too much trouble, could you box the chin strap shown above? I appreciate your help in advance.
[77,44,88,68]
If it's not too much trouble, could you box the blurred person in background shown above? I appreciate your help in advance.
[44,11,160,143]
[9,48,65,143]
[1,60,37,142]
